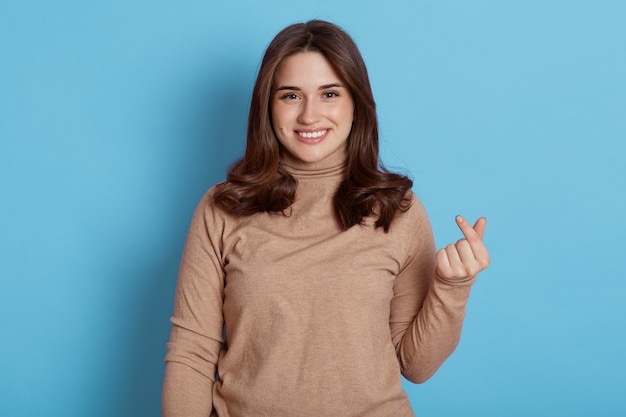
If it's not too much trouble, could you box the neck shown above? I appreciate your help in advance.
[279,147,348,174]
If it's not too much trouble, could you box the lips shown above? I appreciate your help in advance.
[297,129,327,139]
[296,129,328,144]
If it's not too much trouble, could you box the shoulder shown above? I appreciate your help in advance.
[198,183,233,212]
[395,191,431,230]
[388,190,435,257]
[188,184,238,231]
[192,184,221,216]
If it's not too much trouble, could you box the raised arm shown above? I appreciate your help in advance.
[392,205,490,383]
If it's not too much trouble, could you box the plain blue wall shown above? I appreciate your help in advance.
[1,1,624,416]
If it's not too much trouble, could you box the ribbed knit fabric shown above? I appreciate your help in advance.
[162,151,475,417]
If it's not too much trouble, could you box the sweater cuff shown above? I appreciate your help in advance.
[433,272,477,287]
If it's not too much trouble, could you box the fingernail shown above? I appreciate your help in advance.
[456,215,463,223]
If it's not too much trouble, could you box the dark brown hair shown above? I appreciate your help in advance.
[213,20,413,232]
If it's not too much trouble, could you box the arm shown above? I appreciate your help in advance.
[162,363,216,417]
[390,200,490,383]
[162,192,226,417]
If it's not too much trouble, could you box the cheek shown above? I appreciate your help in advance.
[269,101,280,123]
[271,105,294,128]
[336,100,354,123]
[333,106,354,126]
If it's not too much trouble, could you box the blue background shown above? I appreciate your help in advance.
[1,1,624,416]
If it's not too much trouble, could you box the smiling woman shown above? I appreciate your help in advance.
[271,51,354,165]
[162,19,489,417]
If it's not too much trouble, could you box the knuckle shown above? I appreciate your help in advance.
[460,240,472,251]
[464,265,477,277]
[456,266,469,276]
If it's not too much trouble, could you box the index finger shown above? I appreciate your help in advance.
[456,216,486,240]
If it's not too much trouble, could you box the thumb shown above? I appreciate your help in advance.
[473,217,487,240]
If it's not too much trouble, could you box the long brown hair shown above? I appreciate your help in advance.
[213,20,413,232]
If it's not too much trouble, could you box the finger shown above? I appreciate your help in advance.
[472,217,487,240]
[445,243,463,271]
[456,215,488,241]
[455,239,477,267]
[455,216,480,242]
[436,248,451,276]
[457,216,490,267]
[462,235,491,271]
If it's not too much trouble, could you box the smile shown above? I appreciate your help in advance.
[297,129,327,139]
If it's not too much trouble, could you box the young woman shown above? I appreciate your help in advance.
[162,20,490,417]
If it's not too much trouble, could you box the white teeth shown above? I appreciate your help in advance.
[298,130,326,139]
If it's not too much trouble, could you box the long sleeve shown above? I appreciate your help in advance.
[389,196,476,383]
[162,191,226,417]
[163,172,475,415]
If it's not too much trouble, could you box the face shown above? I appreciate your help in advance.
[271,51,354,166]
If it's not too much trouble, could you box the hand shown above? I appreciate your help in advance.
[435,216,490,280]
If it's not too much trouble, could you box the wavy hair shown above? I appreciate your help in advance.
[213,20,413,232]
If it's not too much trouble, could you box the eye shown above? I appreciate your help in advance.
[323,91,339,99]
[281,93,300,100]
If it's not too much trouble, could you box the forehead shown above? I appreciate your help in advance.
[274,51,343,87]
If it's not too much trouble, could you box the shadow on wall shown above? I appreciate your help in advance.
[117,62,250,416]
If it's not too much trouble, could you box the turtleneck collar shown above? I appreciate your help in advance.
[279,148,347,179]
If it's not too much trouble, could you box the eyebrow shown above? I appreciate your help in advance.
[275,83,345,91]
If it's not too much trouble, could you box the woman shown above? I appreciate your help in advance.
[162,20,489,417]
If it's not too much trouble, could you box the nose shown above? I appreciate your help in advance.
[297,98,320,125]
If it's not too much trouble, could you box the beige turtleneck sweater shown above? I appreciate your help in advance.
[162,152,475,417]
